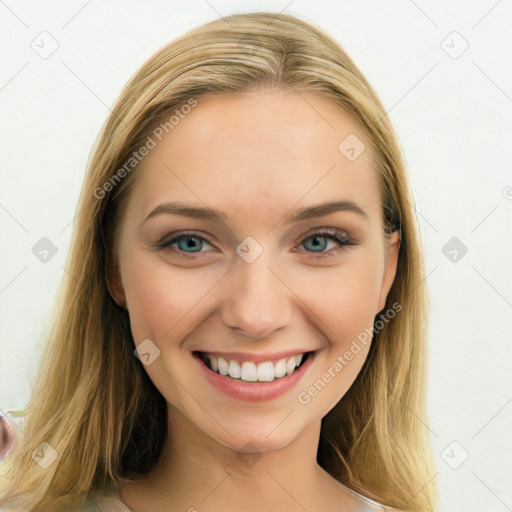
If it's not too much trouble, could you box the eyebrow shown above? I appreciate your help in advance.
[282,200,368,223]
[143,199,368,226]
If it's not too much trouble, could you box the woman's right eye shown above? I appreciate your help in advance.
[156,232,216,259]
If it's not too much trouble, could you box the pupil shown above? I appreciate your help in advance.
[179,237,201,252]
[306,236,326,252]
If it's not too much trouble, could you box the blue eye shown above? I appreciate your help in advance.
[303,236,328,252]
[174,235,205,253]
[156,228,355,259]
[157,233,214,255]
[297,229,356,258]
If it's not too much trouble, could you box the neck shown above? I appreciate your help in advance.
[135,403,334,512]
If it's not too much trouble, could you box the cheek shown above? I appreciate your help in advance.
[120,251,220,342]
[303,248,384,344]
[301,258,382,412]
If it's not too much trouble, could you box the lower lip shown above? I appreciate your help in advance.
[193,351,315,402]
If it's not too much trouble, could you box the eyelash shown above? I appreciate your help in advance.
[155,228,357,260]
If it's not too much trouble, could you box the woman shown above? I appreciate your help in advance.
[0,11,437,512]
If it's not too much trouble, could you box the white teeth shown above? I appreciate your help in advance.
[217,356,229,375]
[228,360,241,379]
[274,358,287,378]
[241,362,257,382]
[286,356,296,376]
[257,361,274,382]
[203,352,308,382]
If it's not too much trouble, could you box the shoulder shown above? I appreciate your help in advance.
[352,498,400,512]
[91,494,133,512]
[342,485,402,512]
[69,492,132,512]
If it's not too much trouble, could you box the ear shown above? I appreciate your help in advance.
[377,230,400,312]
[105,251,127,309]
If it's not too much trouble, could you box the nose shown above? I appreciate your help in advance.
[219,250,291,340]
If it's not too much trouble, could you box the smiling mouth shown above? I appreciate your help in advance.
[193,351,312,383]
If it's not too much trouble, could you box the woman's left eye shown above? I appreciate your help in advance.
[155,229,356,259]
[296,229,356,257]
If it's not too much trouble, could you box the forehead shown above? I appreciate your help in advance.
[127,89,380,225]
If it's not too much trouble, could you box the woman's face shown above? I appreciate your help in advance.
[110,89,399,453]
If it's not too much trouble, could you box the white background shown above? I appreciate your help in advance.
[1,1,511,511]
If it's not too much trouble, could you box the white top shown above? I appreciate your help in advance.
[77,486,398,512]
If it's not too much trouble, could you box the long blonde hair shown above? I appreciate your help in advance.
[0,12,437,511]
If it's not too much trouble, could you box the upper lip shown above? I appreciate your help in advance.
[192,349,315,364]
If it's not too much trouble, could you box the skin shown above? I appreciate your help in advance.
[108,89,400,512]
